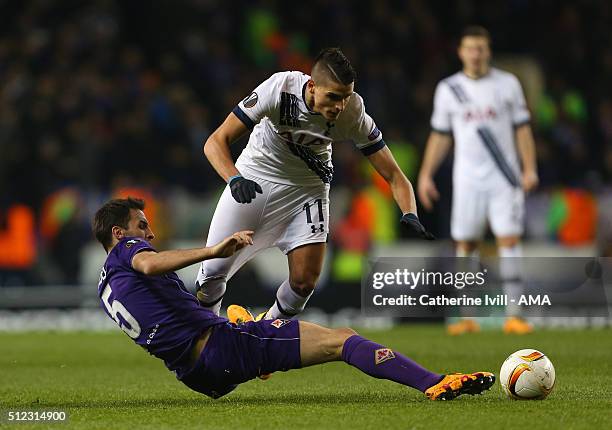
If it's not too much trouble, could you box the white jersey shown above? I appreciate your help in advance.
[233,71,385,186]
[430,68,530,189]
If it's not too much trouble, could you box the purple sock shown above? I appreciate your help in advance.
[341,335,443,392]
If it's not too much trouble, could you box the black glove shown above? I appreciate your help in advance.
[229,175,263,203]
[400,213,435,240]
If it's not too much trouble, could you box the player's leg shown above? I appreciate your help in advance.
[496,235,522,299]
[489,186,533,333]
[452,180,486,258]
[263,183,330,320]
[456,240,479,257]
[449,181,486,334]
[263,242,325,319]
[299,321,442,391]
[195,180,272,315]
[452,239,481,334]
[181,319,494,400]
[298,321,494,400]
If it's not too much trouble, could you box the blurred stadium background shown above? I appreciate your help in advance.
[1,0,611,330]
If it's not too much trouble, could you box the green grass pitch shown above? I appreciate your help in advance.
[2,325,611,429]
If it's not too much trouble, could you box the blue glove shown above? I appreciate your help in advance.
[400,213,435,240]
[229,175,263,204]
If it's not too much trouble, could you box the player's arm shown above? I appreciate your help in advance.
[367,147,434,240]
[204,112,263,204]
[417,131,453,211]
[205,74,280,203]
[132,231,254,276]
[510,76,538,192]
[367,146,416,214]
[515,123,538,192]
[204,113,248,182]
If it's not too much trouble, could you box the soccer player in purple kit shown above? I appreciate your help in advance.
[93,197,494,400]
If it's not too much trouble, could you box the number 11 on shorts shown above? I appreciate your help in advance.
[303,199,325,233]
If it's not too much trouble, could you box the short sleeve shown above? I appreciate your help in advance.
[232,73,283,129]
[430,82,452,134]
[510,76,530,127]
[348,94,386,156]
[115,238,155,269]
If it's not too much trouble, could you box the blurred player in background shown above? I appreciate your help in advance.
[196,48,433,323]
[417,26,538,335]
[92,197,494,400]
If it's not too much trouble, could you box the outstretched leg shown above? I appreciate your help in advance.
[299,321,443,391]
[182,319,494,400]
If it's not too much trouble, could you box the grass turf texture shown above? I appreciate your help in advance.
[1,326,611,430]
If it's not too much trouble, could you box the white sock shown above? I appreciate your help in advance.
[195,275,226,316]
[264,279,313,319]
[499,244,523,317]
[453,247,480,321]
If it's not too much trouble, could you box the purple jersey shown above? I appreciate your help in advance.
[97,237,227,377]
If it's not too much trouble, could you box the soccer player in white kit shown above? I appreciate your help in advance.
[417,27,538,335]
[196,48,434,321]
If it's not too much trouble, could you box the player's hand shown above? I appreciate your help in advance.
[522,170,539,193]
[230,176,263,204]
[417,175,439,211]
[400,213,435,240]
[212,230,254,258]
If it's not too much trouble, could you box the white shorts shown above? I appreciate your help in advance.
[451,181,524,241]
[198,174,329,282]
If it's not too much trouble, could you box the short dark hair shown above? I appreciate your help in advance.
[461,26,491,46]
[313,48,356,85]
[93,197,145,251]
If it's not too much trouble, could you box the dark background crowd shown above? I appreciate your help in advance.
[1,0,611,286]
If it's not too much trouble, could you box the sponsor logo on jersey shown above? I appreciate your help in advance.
[463,107,497,122]
[279,131,327,146]
[368,127,381,141]
[270,319,290,329]
[125,239,141,248]
[374,348,395,365]
[243,92,258,108]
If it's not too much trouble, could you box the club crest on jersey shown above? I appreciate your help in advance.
[368,127,381,141]
[125,239,141,248]
[374,348,395,365]
[270,319,290,329]
[243,92,258,108]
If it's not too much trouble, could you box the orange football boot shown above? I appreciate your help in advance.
[446,318,481,335]
[503,316,534,334]
[425,372,495,400]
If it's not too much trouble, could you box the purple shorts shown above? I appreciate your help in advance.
[180,319,301,398]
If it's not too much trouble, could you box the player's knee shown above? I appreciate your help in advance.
[329,327,357,357]
[336,327,358,339]
[497,236,520,248]
[457,240,479,254]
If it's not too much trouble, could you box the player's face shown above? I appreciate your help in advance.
[310,80,354,121]
[120,209,155,242]
[458,36,491,76]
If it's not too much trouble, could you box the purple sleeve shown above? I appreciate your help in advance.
[115,238,156,269]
